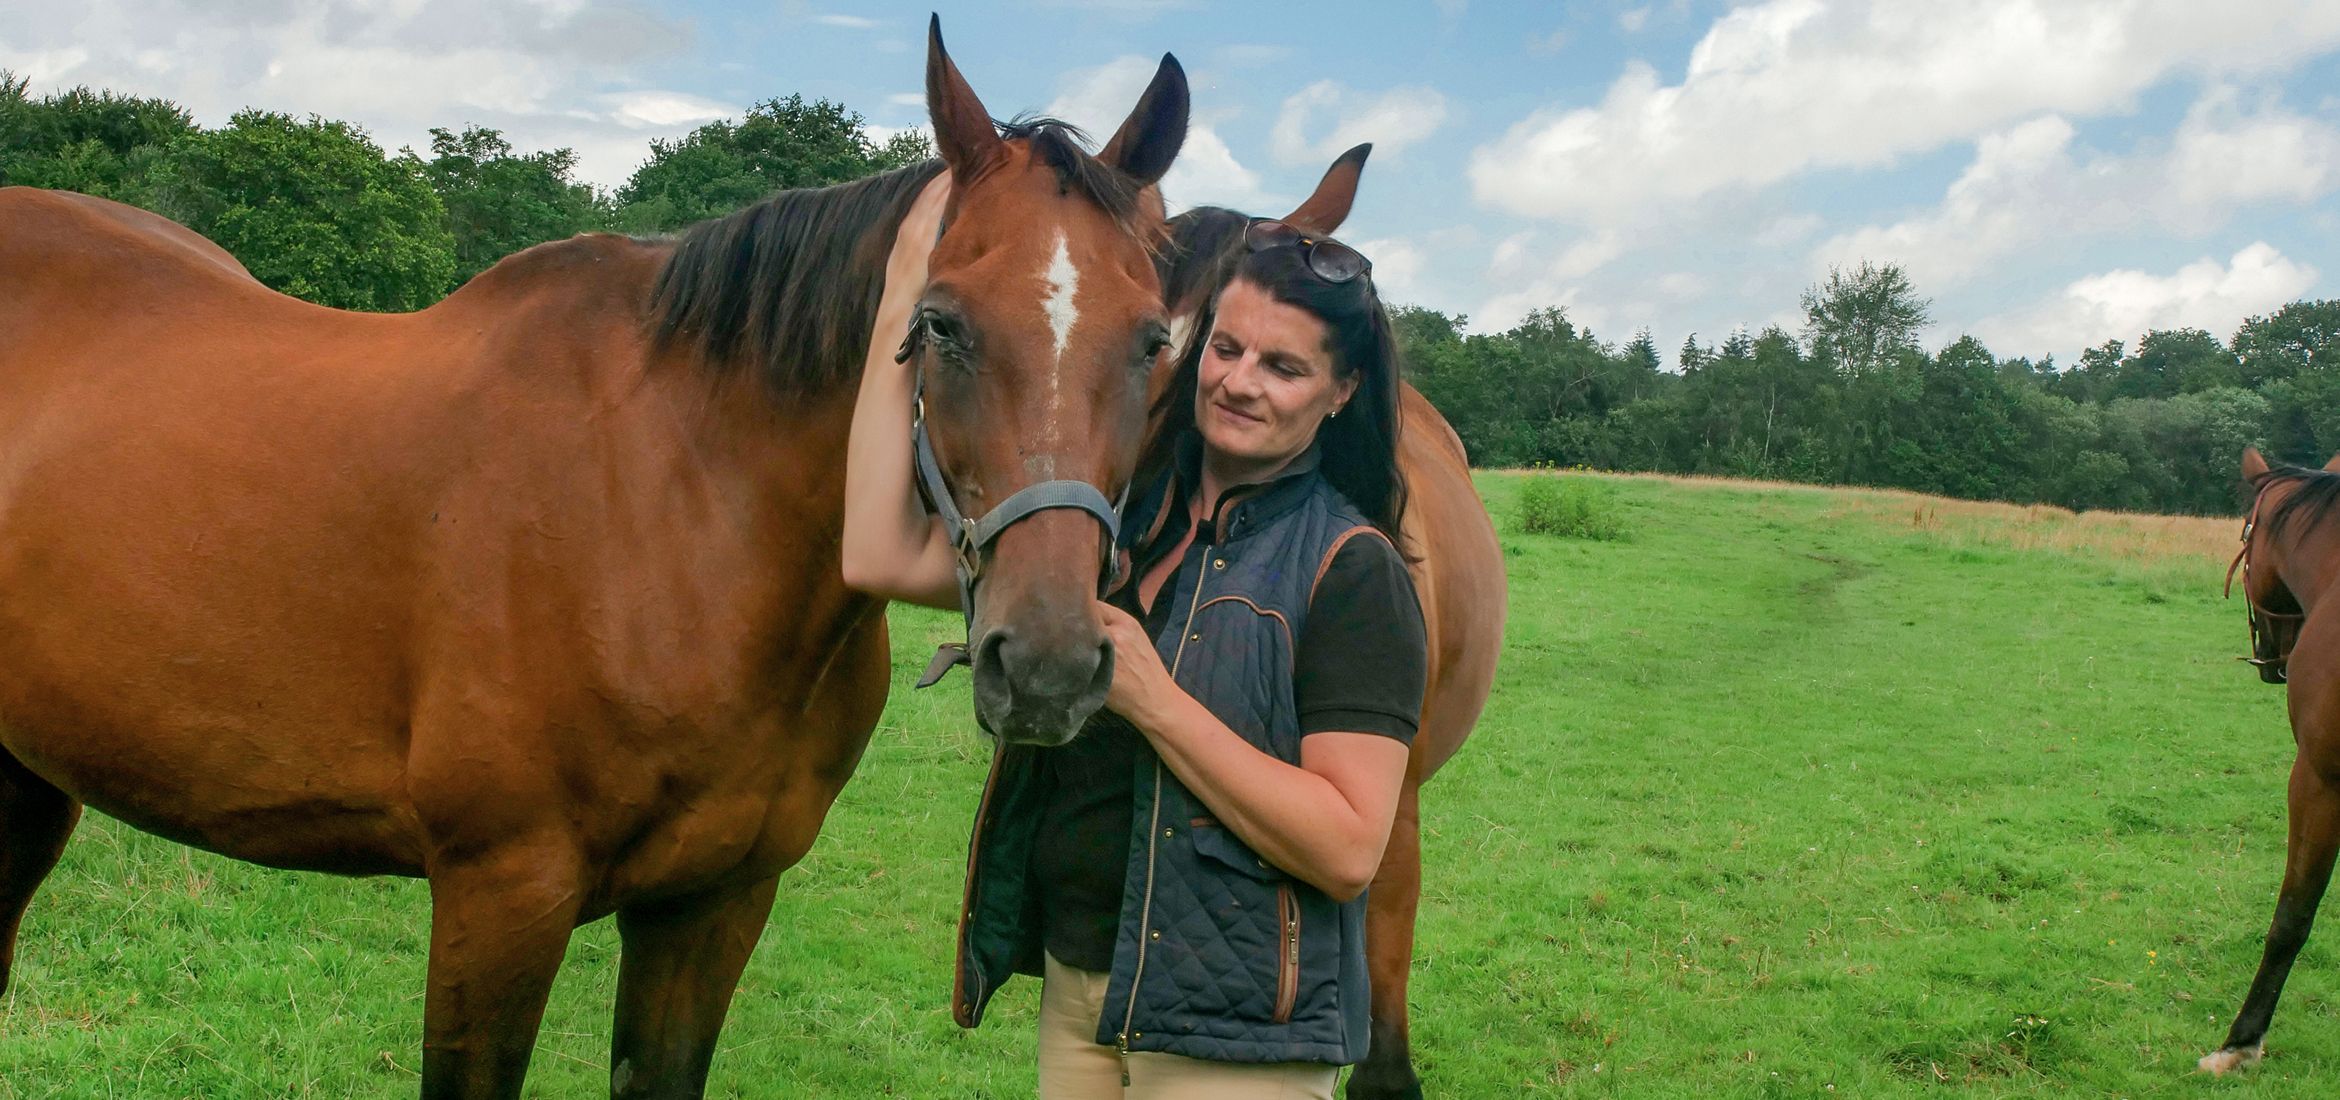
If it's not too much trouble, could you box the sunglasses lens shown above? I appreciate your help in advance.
[1311,242,1369,283]
[1246,220,1303,251]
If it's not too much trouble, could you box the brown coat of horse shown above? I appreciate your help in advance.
[1156,148,1506,1100]
[0,23,1187,1100]
[2202,447,2340,1075]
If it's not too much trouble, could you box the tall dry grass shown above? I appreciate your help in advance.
[1570,469,2238,569]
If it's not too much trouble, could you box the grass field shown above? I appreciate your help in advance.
[1,471,2332,1098]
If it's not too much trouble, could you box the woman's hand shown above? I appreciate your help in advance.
[880,173,950,328]
[840,171,962,608]
[1097,600,1172,723]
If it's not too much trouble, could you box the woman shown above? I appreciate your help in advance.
[845,174,1425,1099]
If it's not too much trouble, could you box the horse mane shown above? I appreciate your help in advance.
[2259,463,2340,541]
[1159,205,1250,310]
[647,117,1149,395]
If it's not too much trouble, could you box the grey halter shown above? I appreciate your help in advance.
[897,316,1128,686]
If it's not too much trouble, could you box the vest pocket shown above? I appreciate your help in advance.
[1273,882,1301,1024]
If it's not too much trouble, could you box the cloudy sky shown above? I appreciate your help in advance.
[6,0,2338,364]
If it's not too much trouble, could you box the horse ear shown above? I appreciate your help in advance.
[2244,446,2271,481]
[926,16,1003,177]
[1283,143,1372,235]
[2322,452,2340,472]
[1097,53,1188,187]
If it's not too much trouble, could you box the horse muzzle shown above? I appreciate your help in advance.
[970,622,1113,746]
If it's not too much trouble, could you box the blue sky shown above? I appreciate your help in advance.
[6,1,2338,364]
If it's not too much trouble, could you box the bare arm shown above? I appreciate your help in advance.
[841,173,961,609]
[1095,602,1409,902]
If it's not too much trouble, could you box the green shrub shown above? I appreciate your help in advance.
[1515,474,1625,539]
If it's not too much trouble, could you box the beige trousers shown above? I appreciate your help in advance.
[1036,953,1338,1100]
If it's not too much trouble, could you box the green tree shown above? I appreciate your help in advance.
[2235,299,2340,389]
[613,95,934,232]
[1800,260,1932,376]
[0,72,194,197]
[2111,327,2236,398]
[141,111,456,311]
[418,126,608,288]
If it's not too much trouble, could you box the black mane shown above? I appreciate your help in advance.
[1159,205,1250,311]
[997,116,1150,236]
[646,118,1147,395]
[2261,463,2340,541]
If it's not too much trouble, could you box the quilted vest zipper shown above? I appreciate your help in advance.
[1117,540,1213,1086]
[1273,882,1301,1023]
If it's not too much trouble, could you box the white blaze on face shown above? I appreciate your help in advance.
[1039,230,1082,443]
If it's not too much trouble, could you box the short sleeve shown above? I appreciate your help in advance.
[1294,531,1427,742]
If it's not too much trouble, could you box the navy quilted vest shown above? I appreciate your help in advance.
[952,448,1381,1066]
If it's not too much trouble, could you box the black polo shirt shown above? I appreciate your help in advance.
[1030,440,1427,973]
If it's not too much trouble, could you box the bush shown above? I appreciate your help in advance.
[1516,474,1624,540]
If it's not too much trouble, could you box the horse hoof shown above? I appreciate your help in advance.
[2197,1046,2263,1075]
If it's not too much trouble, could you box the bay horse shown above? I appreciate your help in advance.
[2202,446,2340,1075]
[1154,146,1506,1100]
[0,21,1186,1099]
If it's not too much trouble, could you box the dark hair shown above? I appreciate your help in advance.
[1135,235,1409,546]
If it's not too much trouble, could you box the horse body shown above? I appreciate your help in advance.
[0,188,879,908]
[2204,447,2340,1075]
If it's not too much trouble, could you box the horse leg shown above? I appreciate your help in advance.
[420,837,587,1100]
[0,749,80,997]
[2202,757,2340,1074]
[607,875,781,1100]
[1347,781,1424,1100]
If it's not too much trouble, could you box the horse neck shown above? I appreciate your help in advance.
[647,357,862,536]
[2274,512,2340,617]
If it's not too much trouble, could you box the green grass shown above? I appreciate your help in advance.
[1,472,2329,1097]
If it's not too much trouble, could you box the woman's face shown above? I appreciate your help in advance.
[1196,278,1358,475]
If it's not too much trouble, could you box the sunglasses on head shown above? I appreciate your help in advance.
[1244,220,1372,285]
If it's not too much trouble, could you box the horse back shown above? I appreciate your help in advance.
[1398,383,1505,780]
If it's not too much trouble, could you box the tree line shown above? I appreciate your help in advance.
[0,73,930,311]
[1402,262,2339,515]
[7,73,2333,516]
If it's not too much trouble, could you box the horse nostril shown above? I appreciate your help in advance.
[1089,639,1115,705]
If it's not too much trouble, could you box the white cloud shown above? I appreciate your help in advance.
[1473,229,1627,332]
[1352,236,1427,302]
[1814,87,2340,289]
[1270,80,1449,166]
[812,14,879,29]
[1434,0,1467,16]
[1619,7,1652,33]
[1973,243,2320,359]
[1044,56,1271,212]
[599,90,732,130]
[1527,30,1569,56]
[1470,0,2340,223]
[885,92,926,108]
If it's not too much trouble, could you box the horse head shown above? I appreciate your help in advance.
[2236,447,2316,684]
[912,19,1188,745]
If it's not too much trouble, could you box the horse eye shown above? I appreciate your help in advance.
[920,311,976,366]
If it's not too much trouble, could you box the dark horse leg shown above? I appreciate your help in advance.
[1348,782,1424,1100]
[608,875,781,1099]
[421,837,587,1100]
[0,749,80,996]
[2203,757,2340,1074]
